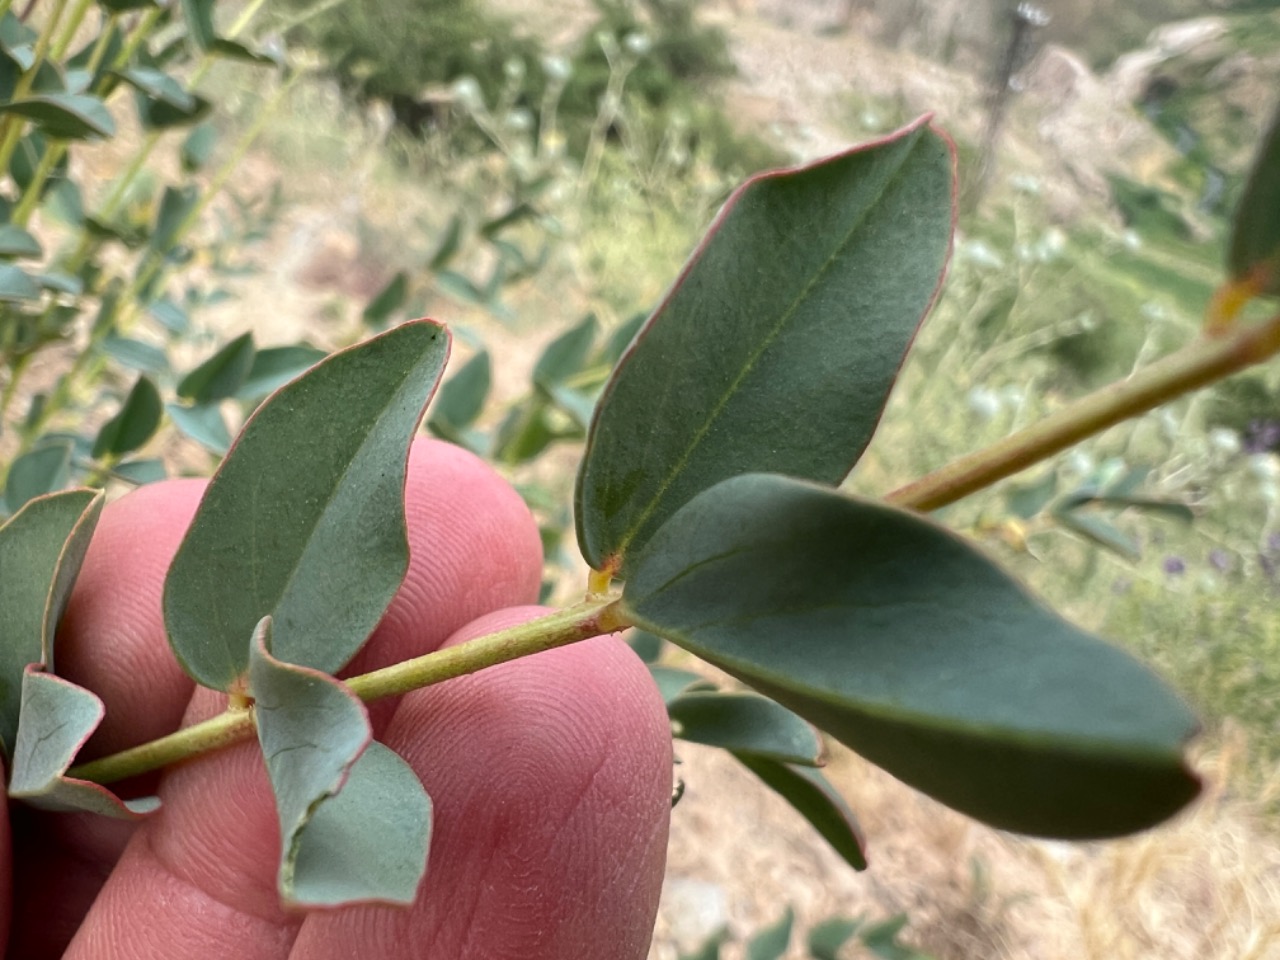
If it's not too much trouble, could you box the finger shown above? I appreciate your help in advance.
[291,607,673,960]
[63,439,545,958]
[9,479,206,960]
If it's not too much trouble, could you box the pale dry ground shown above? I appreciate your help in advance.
[12,2,1280,956]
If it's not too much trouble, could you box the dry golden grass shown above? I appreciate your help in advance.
[651,720,1280,959]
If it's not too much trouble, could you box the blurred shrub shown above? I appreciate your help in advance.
[277,0,540,135]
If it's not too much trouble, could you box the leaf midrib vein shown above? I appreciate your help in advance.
[613,144,921,561]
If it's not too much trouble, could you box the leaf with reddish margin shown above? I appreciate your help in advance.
[163,320,450,692]
[0,488,102,757]
[9,668,159,818]
[624,473,1200,840]
[249,618,431,907]
[575,117,955,577]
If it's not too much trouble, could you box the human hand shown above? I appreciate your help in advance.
[2,438,672,958]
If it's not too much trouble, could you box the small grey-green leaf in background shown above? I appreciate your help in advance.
[427,348,490,441]
[92,375,162,458]
[745,907,793,960]
[101,333,169,374]
[734,754,868,871]
[151,184,198,254]
[177,331,255,403]
[0,489,102,755]
[624,473,1200,839]
[0,93,116,139]
[669,691,824,766]
[0,263,41,301]
[649,665,716,704]
[0,223,41,258]
[4,440,72,512]
[533,313,596,390]
[181,121,217,172]
[808,917,863,960]
[362,271,409,328]
[166,401,232,454]
[9,668,159,817]
[164,321,450,691]
[235,343,329,402]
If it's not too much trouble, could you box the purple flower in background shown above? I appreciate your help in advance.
[1243,419,1280,454]
[1163,556,1186,575]
[1208,548,1232,573]
[1268,532,1280,555]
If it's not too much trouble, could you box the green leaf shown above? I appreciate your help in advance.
[235,343,329,402]
[148,296,190,334]
[0,489,102,755]
[546,384,596,430]
[670,691,824,766]
[679,929,728,960]
[495,402,561,464]
[151,184,198,254]
[163,321,450,691]
[435,269,485,305]
[808,917,863,960]
[209,38,283,66]
[1053,508,1141,561]
[180,0,217,50]
[627,628,664,663]
[650,665,716,704]
[92,376,162,458]
[0,223,41,259]
[859,915,933,960]
[427,349,490,439]
[8,668,160,817]
[4,441,72,511]
[114,66,196,111]
[0,93,115,139]
[46,177,84,225]
[576,119,955,576]
[623,473,1200,839]
[1058,491,1195,525]
[1004,471,1057,520]
[181,121,217,172]
[1228,100,1280,295]
[166,401,232,454]
[101,333,169,374]
[0,263,41,301]
[112,457,166,485]
[177,332,255,403]
[249,619,429,906]
[734,754,868,871]
[598,311,646,368]
[36,271,83,295]
[428,213,464,270]
[362,271,409,328]
[746,907,793,960]
[534,314,596,390]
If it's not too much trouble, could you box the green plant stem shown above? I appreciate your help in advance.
[886,314,1280,512]
[17,71,299,454]
[50,0,93,60]
[0,0,69,175]
[67,597,630,786]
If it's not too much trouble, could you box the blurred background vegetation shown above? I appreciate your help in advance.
[2,0,1279,956]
